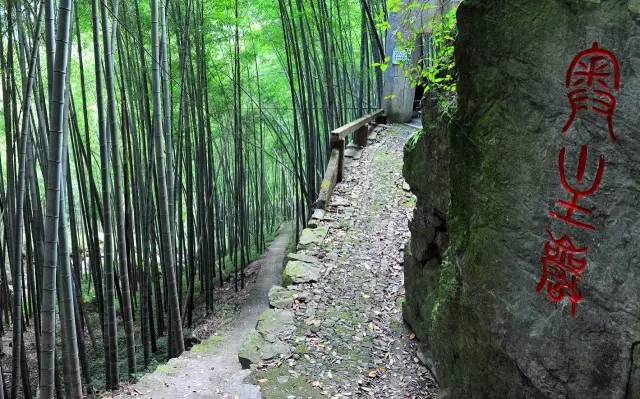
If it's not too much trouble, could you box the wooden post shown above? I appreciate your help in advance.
[354,125,369,147]
[317,147,341,209]
[329,133,345,183]
[336,138,345,182]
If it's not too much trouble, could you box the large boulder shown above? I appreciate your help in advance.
[403,1,640,398]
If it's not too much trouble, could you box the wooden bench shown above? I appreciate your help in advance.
[314,109,386,217]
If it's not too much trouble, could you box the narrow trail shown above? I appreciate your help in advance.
[253,123,438,398]
[111,123,436,399]
[113,225,292,399]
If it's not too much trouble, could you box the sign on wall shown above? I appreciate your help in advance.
[392,48,410,64]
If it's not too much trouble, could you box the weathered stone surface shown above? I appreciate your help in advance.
[286,252,322,265]
[298,226,329,247]
[238,309,295,369]
[329,196,350,207]
[238,330,291,369]
[402,92,451,386]
[268,286,298,309]
[256,309,294,340]
[629,343,640,399]
[259,339,291,361]
[308,209,327,228]
[238,330,265,368]
[403,1,640,398]
[282,261,321,287]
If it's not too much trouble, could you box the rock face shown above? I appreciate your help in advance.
[238,330,291,369]
[283,260,321,287]
[287,252,322,265]
[268,286,298,309]
[403,92,451,384]
[238,309,294,369]
[256,309,294,340]
[403,1,640,398]
[238,330,267,368]
[297,226,329,248]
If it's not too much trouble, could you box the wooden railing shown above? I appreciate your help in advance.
[312,109,386,221]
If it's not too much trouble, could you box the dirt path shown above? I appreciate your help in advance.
[113,225,292,399]
[252,124,438,398]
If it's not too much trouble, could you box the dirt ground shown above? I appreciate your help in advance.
[107,225,292,399]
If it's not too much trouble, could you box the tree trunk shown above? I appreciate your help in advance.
[38,0,74,397]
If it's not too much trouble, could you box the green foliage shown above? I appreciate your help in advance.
[373,56,391,72]
[405,128,426,152]
[375,1,435,73]
[413,9,457,97]
[375,3,458,115]
[0,0,380,389]
[388,0,404,13]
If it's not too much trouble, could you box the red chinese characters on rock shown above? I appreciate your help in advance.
[537,43,620,317]
[563,42,621,143]
[548,145,605,232]
[537,231,588,317]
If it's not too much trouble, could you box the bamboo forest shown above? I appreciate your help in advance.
[0,0,392,396]
[1,0,638,398]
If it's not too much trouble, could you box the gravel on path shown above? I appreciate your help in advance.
[252,124,439,399]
